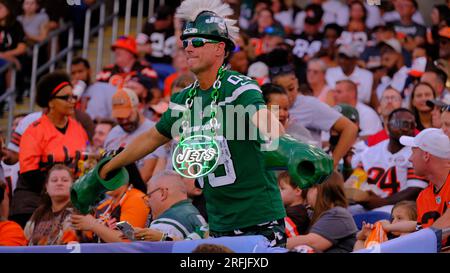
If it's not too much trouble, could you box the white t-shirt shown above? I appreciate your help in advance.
[326,66,374,104]
[104,118,156,169]
[382,10,425,25]
[85,82,117,120]
[7,111,43,153]
[375,66,409,99]
[355,102,383,137]
[322,0,349,27]
[1,161,19,196]
[364,3,383,30]
[288,95,342,147]
[351,140,428,198]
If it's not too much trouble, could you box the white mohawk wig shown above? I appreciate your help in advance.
[175,0,239,42]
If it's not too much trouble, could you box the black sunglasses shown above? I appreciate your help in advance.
[442,104,450,112]
[182,38,220,49]
[269,65,294,77]
[52,94,78,101]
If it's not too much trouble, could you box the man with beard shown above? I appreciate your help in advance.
[103,88,156,182]
[374,38,409,100]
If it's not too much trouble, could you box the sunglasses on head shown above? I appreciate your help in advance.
[269,65,294,77]
[182,38,220,49]
[388,120,416,129]
[52,94,78,101]
[442,104,450,112]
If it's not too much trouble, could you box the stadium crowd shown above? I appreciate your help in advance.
[0,0,449,253]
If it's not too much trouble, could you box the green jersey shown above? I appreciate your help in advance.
[156,69,286,232]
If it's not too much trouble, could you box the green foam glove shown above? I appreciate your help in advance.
[70,157,129,214]
[264,134,333,189]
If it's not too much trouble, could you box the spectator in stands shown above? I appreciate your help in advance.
[427,4,450,61]
[192,243,234,253]
[17,0,49,44]
[307,58,334,106]
[317,23,343,67]
[1,113,27,202]
[229,50,249,75]
[441,105,450,137]
[0,180,27,246]
[383,0,424,26]
[375,38,408,99]
[103,88,157,182]
[24,164,78,245]
[409,82,436,131]
[326,43,374,105]
[287,171,357,253]
[246,8,283,39]
[137,5,176,88]
[427,98,450,129]
[333,79,382,138]
[437,27,450,81]
[133,171,208,241]
[96,35,158,87]
[400,128,450,232]
[10,72,88,228]
[291,3,324,84]
[271,0,294,35]
[124,71,157,119]
[70,57,92,112]
[92,118,116,151]
[348,0,367,28]
[294,0,348,34]
[367,87,403,147]
[353,200,417,251]
[278,171,310,237]
[261,83,313,143]
[162,49,192,100]
[0,0,27,105]
[389,0,426,52]
[420,68,450,101]
[350,108,428,214]
[271,65,358,165]
[71,162,149,243]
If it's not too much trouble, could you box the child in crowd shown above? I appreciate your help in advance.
[278,171,310,237]
[354,200,417,250]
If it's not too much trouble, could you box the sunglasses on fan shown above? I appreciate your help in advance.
[182,38,220,49]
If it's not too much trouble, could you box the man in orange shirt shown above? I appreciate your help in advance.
[400,128,450,237]
[0,181,27,246]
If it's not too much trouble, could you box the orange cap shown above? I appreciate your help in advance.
[111,36,138,56]
[439,27,450,39]
[112,88,139,118]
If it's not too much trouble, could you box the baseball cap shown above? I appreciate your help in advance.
[338,44,359,58]
[112,88,139,119]
[248,62,269,79]
[334,103,359,123]
[399,128,450,159]
[129,71,154,91]
[379,38,402,54]
[304,4,323,25]
[439,27,450,39]
[111,36,138,56]
[408,57,427,77]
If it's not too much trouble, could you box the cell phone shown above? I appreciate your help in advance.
[116,221,135,241]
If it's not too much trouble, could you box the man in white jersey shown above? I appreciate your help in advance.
[350,108,428,214]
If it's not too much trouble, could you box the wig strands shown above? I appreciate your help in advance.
[175,0,240,42]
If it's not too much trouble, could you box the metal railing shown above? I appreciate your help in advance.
[29,22,75,111]
[0,62,17,143]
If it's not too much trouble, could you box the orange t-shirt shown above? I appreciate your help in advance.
[417,173,450,228]
[0,221,28,246]
[19,115,88,174]
[163,72,179,98]
[95,187,150,228]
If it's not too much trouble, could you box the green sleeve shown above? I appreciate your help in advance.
[155,93,185,139]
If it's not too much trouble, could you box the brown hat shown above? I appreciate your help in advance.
[112,88,139,119]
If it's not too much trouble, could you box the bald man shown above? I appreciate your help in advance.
[133,170,207,241]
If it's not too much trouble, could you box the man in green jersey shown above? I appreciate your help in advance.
[99,0,290,247]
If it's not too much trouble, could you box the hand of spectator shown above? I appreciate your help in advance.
[133,227,165,241]
[378,219,392,232]
[356,221,374,241]
[71,214,98,231]
[106,218,118,230]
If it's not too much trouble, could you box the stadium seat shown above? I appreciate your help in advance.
[353,211,391,230]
